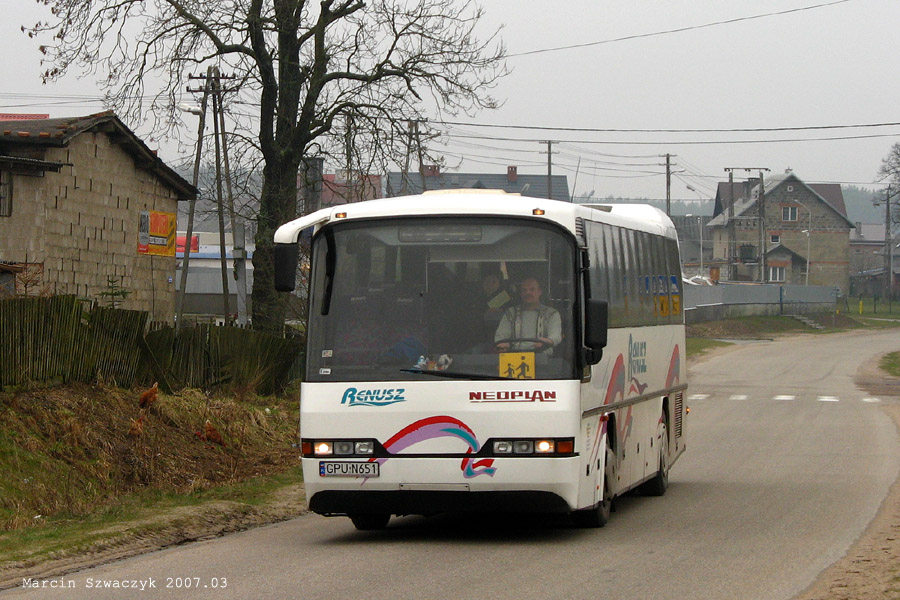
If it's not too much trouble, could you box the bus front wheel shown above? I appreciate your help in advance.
[641,418,669,497]
[572,444,614,528]
[349,513,390,530]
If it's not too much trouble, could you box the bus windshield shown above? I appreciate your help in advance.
[306,216,578,382]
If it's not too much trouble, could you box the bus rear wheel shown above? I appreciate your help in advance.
[349,513,390,530]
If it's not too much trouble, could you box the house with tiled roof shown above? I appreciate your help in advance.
[0,112,196,321]
[385,165,570,202]
[707,170,854,290]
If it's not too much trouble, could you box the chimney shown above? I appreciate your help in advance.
[423,165,440,177]
[507,166,518,183]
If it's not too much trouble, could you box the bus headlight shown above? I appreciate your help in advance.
[513,440,534,454]
[355,441,374,455]
[493,441,513,454]
[303,439,378,458]
[535,440,555,453]
[334,441,354,455]
[488,438,574,456]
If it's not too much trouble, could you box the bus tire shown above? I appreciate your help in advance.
[572,445,614,528]
[641,418,669,497]
[349,513,390,530]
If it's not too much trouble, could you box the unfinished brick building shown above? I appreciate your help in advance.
[0,112,196,321]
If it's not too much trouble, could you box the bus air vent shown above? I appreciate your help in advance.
[575,217,586,246]
[674,391,684,438]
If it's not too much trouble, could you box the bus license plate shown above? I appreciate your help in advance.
[319,461,379,478]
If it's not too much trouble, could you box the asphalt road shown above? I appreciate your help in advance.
[5,329,899,600]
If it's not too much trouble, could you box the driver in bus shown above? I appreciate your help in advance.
[494,276,562,354]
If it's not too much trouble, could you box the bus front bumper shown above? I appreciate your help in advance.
[308,489,572,516]
[303,455,581,516]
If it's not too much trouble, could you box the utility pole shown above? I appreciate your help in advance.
[212,67,247,326]
[186,67,241,326]
[659,154,677,216]
[884,185,893,301]
[176,66,212,333]
[540,141,557,199]
[210,73,230,324]
[758,169,768,283]
[413,119,428,192]
[724,167,770,283]
[724,168,736,280]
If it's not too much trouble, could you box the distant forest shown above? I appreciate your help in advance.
[841,185,882,224]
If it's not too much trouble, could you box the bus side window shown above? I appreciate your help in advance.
[603,224,625,327]
[647,235,666,321]
[665,238,683,322]
[588,222,609,302]
[620,228,638,326]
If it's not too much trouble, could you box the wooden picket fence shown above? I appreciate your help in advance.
[0,296,303,394]
[142,323,302,395]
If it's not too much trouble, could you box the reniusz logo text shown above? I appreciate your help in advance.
[341,387,406,407]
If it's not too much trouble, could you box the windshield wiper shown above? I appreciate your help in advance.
[320,227,336,316]
[400,368,512,381]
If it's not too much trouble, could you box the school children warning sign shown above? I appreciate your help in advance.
[498,352,536,380]
[137,210,176,256]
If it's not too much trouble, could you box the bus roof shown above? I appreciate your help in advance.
[273,191,677,244]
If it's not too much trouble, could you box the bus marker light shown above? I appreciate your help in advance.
[494,441,514,454]
[557,440,574,454]
[532,208,545,215]
[513,440,534,454]
[535,440,554,453]
[334,441,354,455]
[301,441,313,456]
[355,441,375,455]
[315,442,333,455]
[335,212,348,218]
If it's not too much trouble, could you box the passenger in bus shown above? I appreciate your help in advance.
[479,267,514,332]
[494,277,562,354]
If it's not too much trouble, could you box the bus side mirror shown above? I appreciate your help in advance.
[274,242,299,292]
[585,299,608,364]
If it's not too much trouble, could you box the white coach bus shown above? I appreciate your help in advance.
[273,190,687,530]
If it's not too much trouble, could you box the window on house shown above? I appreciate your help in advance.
[0,171,11,217]
[768,266,785,282]
[770,235,780,244]
[782,206,797,221]
[739,244,757,262]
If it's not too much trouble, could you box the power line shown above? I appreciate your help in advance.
[507,0,852,57]
[436,118,900,135]
[442,131,900,146]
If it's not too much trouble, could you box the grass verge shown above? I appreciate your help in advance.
[0,467,303,567]
[880,351,900,378]
[0,381,302,577]
[686,337,733,359]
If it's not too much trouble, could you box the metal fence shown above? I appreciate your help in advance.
[683,283,837,323]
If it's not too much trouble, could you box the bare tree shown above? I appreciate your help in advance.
[878,142,900,229]
[28,0,506,331]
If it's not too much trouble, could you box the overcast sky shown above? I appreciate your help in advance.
[4,0,900,202]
